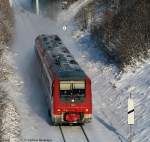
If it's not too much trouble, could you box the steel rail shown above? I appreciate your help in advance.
[59,126,66,142]
[80,125,90,142]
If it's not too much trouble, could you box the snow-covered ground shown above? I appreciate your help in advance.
[5,0,150,142]
[74,31,150,142]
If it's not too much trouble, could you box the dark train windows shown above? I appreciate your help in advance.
[59,81,85,103]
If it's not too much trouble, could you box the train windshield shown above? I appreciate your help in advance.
[60,81,85,103]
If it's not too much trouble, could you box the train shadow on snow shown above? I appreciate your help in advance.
[94,115,127,141]
[25,48,51,125]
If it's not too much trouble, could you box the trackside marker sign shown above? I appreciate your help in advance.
[128,98,135,125]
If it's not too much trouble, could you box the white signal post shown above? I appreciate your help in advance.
[36,0,40,15]
[128,93,135,142]
[9,0,13,7]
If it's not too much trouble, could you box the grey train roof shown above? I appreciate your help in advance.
[39,34,87,80]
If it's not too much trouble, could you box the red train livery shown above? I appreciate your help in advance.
[35,34,92,125]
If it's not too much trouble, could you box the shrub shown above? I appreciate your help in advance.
[91,0,150,68]
[75,0,150,69]
[0,0,13,45]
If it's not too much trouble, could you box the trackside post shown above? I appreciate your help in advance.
[36,0,40,15]
[128,93,135,142]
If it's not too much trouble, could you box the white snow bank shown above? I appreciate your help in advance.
[0,47,21,142]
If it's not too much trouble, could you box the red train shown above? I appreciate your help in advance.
[35,34,92,125]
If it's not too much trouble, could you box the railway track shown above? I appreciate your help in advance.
[59,125,90,142]
[59,126,66,142]
[80,125,90,142]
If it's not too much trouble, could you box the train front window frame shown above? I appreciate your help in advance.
[59,81,86,103]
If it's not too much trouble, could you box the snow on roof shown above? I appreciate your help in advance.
[40,34,86,80]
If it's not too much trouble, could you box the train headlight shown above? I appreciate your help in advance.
[57,109,61,112]
[85,109,89,112]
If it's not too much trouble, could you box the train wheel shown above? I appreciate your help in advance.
[48,109,58,126]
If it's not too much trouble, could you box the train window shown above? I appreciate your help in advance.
[73,82,85,89]
[60,83,71,90]
[60,81,85,103]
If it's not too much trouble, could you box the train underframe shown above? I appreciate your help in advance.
[49,110,92,125]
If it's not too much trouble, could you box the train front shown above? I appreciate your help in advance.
[52,79,92,125]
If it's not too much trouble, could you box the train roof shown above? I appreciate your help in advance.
[37,34,87,80]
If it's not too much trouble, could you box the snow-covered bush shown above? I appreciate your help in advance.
[75,0,150,69]
[0,0,21,141]
[0,88,20,142]
[0,0,13,45]
[93,0,150,68]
